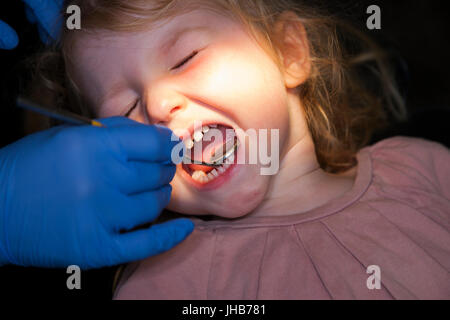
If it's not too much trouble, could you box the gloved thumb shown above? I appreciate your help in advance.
[112,218,195,264]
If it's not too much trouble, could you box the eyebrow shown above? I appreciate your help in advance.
[160,26,210,54]
[97,82,129,110]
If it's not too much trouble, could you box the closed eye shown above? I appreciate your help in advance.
[170,50,198,70]
[123,100,139,118]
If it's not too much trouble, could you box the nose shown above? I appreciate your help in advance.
[144,84,186,125]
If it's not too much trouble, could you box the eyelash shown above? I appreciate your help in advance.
[170,50,199,70]
[124,100,139,117]
[123,51,198,117]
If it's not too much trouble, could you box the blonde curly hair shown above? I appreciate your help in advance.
[29,0,407,173]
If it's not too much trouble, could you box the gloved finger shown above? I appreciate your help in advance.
[0,20,19,50]
[25,6,37,24]
[115,162,176,195]
[112,218,194,263]
[104,121,180,163]
[110,185,172,232]
[22,0,63,40]
[37,25,50,45]
[97,117,183,165]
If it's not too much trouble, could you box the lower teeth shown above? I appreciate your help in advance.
[190,161,232,183]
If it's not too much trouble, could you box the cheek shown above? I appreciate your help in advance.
[188,43,288,124]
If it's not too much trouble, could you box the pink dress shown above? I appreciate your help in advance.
[114,137,450,300]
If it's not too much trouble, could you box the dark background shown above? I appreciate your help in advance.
[0,1,449,299]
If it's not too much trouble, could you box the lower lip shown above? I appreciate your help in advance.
[180,152,239,191]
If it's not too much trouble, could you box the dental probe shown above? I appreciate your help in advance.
[16,96,104,127]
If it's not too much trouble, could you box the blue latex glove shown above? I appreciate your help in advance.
[0,19,19,50]
[0,117,193,269]
[0,0,63,49]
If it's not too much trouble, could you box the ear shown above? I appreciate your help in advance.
[274,11,311,89]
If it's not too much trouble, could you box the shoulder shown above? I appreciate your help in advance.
[370,135,448,152]
[363,136,450,197]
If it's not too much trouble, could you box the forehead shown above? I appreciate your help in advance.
[72,7,237,52]
[67,7,245,107]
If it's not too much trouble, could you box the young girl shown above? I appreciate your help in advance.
[35,0,449,299]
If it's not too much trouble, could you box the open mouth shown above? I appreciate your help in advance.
[181,123,238,185]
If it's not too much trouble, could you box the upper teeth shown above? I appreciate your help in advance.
[193,130,203,142]
[184,139,194,149]
[185,125,212,149]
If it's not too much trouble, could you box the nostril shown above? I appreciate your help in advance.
[170,106,182,114]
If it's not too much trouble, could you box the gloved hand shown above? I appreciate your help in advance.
[0,117,193,269]
[0,0,63,49]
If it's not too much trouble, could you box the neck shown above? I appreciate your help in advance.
[249,95,356,218]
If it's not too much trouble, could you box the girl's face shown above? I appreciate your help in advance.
[71,8,305,218]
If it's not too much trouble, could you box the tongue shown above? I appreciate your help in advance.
[186,125,235,173]
[187,163,214,173]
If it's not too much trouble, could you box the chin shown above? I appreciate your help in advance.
[211,183,268,219]
[168,172,270,219]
